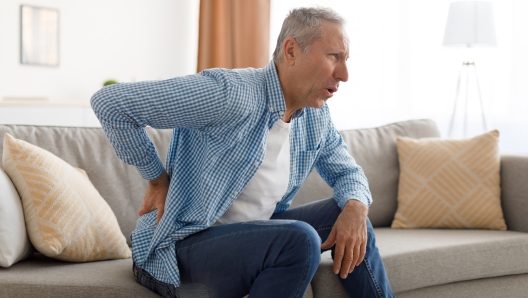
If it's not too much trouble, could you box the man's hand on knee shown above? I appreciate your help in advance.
[139,170,170,224]
[320,199,368,279]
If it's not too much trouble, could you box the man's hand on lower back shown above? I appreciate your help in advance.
[320,199,368,279]
[139,170,170,224]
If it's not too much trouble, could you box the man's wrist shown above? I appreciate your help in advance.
[149,170,169,187]
[344,199,368,216]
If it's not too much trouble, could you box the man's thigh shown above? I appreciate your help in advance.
[175,219,316,298]
[271,198,341,246]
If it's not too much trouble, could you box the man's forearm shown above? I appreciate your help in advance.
[90,71,233,182]
[90,85,165,181]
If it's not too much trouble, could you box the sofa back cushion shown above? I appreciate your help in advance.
[0,125,172,246]
[0,119,440,238]
[293,119,441,227]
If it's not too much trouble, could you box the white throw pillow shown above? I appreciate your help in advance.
[0,167,33,267]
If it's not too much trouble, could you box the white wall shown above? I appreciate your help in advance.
[0,0,200,103]
[2,0,527,154]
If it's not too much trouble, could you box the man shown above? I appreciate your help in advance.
[91,7,394,298]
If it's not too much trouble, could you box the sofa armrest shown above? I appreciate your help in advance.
[501,154,528,233]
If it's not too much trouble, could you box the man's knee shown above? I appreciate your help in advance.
[286,221,322,265]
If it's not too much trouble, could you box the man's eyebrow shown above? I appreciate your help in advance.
[333,51,348,57]
[328,48,347,54]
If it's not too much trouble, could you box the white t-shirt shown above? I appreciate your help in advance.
[215,119,291,225]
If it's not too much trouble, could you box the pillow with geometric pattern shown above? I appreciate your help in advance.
[392,130,506,230]
[2,133,131,261]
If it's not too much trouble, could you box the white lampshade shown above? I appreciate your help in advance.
[443,1,497,47]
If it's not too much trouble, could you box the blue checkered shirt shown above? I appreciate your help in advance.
[90,61,372,286]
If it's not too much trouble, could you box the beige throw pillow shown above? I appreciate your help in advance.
[392,130,506,230]
[2,133,131,261]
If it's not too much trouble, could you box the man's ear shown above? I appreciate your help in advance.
[283,37,298,66]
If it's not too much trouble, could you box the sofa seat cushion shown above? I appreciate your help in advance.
[396,273,528,298]
[310,228,528,297]
[1,253,314,298]
[0,253,158,297]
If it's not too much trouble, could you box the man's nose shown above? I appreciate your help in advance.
[334,60,349,82]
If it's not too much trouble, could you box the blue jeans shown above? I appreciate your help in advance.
[133,198,394,298]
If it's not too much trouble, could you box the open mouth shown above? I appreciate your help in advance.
[327,88,337,96]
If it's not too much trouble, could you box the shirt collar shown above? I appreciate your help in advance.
[264,61,304,119]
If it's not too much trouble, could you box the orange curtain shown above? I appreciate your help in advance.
[197,0,270,72]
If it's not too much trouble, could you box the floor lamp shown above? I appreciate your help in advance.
[442,1,497,138]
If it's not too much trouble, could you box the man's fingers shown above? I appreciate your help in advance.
[356,238,367,266]
[333,239,346,275]
[321,228,336,250]
[138,203,151,217]
[340,239,355,278]
[140,171,170,221]
[349,242,361,273]
[349,242,360,273]
[139,194,155,216]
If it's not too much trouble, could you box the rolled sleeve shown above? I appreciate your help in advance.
[314,110,372,209]
[135,156,165,181]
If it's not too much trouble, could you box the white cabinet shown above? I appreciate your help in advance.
[0,101,101,127]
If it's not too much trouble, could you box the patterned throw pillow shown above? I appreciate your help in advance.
[392,130,506,230]
[2,133,131,261]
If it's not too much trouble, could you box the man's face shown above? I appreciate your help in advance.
[293,21,349,109]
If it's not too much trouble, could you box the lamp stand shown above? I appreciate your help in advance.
[448,61,488,138]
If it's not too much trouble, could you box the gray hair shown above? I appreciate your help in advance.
[272,7,346,63]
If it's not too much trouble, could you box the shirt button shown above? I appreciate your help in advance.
[253,161,259,167]
[233,191,238,196]
[278,111,284,116]
[179,237,184,240]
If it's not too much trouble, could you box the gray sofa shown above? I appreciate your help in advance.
[1,119,527,298]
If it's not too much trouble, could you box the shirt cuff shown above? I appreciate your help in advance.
[135,157,165,181]
[336,194,371,210]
